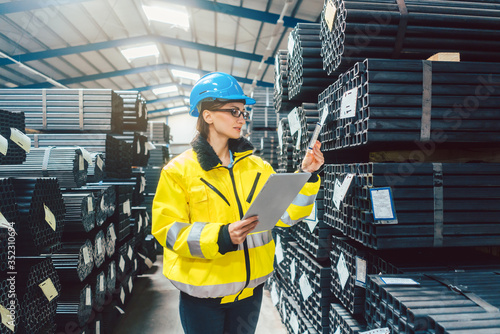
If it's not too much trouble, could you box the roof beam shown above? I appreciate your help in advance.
[0,35,274,66]
[147,95,189,105]
[17,63,273,88]
[158,0,310,28]
[0,0,92,14]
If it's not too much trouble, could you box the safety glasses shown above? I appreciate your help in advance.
[211,108,250,120]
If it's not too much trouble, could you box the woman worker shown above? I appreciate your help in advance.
[152,72,324,334]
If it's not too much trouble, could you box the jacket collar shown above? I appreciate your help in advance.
[191,135,254,171]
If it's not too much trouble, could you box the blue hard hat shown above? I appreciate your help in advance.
[189,72,256,117]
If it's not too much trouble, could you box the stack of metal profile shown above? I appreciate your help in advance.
[0,178,18,273]
[319,0,500,78]
[114,132,150,167]
[144,121,170,144]
[0,279,21,333]
[15,256,61,334]
[251,87,278,129]
[291,103,320,171]
[79,184,117,226]
[318,59,500,152]
[88,270,107,310]
[136,234,157,275]
[323,162,500,249]
[11,177,65,255]
[365,272,500,334]
[276,118,294,173]
[116,90,148,132]
[147,144,169,167]
[52,239,94,282]
[329,303,367,334]
[55,284,93,332]
[273,50,291,114]
[249,130,278,170]
[0,88,124,133]
[93,230,107,269]
[0,147,87,188]
[287,23,332,101]
[104,223,117,258]
[105,260,117,295]
[61,192,95,236]
[116,239,135,277]
[87,152,105,183]
[0,109,27,165]
[131,207,148,240]
[289,189,335,261]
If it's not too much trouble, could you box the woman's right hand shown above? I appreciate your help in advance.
[228,216,259,245]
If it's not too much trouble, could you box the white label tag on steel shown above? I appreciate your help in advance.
[97,239,103,255]
[295,128,302,150]
[79,147,92,163]
[304,202,318,232]
[39,278,58,302]
[109,225,117,241]
[332,179,343,209]
[271,282,279,306]
[96,156,104,170]
[123,200,131,215]
[0,212,10,229]
[110,263,115,279]
[82,246,90,265]
[320,104,329,126]
[337,253,349,290]
[299,273,313,301]
[136,143,141,155]
[128,277,133,293]
[287,33,295,57]
[290,258,296,281]
[370,187,397,220]
[10,128,30,153]
[79,155,84,171]
[340,87,358,119]
[99,274,104,291]
[134,259,137,271]
[0,134,8,156]
[380,277,420,286]
[87,197,93,213]
[333,174,355,209]
[115,306,125,314]
[95,321,100,334]
[86,286,91,306]
[0,303,15,332]
[120,288,125,304]
[324,0,337,32]
[275,236,284,264]
[277,121,283,151]
[146,142,156,150]
[287,108,300,136]
[127,245,133,260]
[333,328,340,334]
[290,312,299,334]
[138,215,142,233]
[119,256,125,272]
[100,197,105,211]
[360,328,390,334]
[145,257,153,268]
[355,256,367,287]
[44,204,56,231]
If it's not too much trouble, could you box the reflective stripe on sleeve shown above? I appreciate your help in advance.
[187,222,208,258]
[166,222,190,250]
[280,211,309,227]
[291,193,316,207]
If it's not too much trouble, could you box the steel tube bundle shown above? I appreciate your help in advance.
[61,192,95,236]
[52,240,94,283]
[11,178,65,255]
[0,147,87,188]
[55,283,92,330]
[114,133,149,167]
[365,271,500,334]
[79,184,117,226]
[319,58,500,152]
[273,50,296,113]
[105,260,116,295]
[0,89,124,133]
[323,162,500,249]
[143,121,170,144]
[251,87,278,130]
[14,256,61,333]
[131,207,148,240]
[116,90,147,132]
[88,152,105,183]
[276,118,295,173]
[329,303,367,334]
[291,103,320,171]
[147,145,169,167]
[0,109,27,165]
[249,130,279,170]
[320,0,500,77]
[87,270,107,310]
[131,170,146,206]
[288,23,333,101]
[94,230,106,268]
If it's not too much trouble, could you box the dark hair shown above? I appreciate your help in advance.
[196,99,246,139]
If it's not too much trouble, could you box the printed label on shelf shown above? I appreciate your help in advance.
[123,200,131,215]
[109,225,116,241]
[321,104,329,126]
[337,253,349,290]
[82,246,91,265]
[85,286,91,306]
[0,134,8,156]
[299,273,313,301]
[277,121,283,152]
[0,303,15,332]
[370,187,397,221]
[79,147,92,163]
[340,87,358,119]
[120,288,125,304]
[87,197,93,213]
[355,256,367,287]
[275,236,284,264]
[79,155,84,171]
[95,320,100,334]
[10,128,30,153]
[39,278,58,302]
[333,174,355,209]
[380,277,420,286]
[290,258,296,282]
[360,328,390,334]
[325,0,337,32]
[115,306,125,314]
[43,204,56,231]
[127,245,133,260]
[119,256,125,272]
[295,128,301,150]
[287,108,300,135]
[128,277,133,293]
[99,274,104,291]
[304,202,318,233]
[0,212,11,229]
[271,282,279,306]
[290,312,299,334]
[287,33,295,57]
[96,156,104,170]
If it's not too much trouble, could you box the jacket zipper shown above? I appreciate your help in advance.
[200,178,230,206]
[228,167,251,301]
[246,172,261,203]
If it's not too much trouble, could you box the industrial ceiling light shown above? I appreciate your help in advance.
[142,4,190,30]
[121,44,160,61]
[171,69,200,81]
[152,84,178,95]
[169,106,189,114]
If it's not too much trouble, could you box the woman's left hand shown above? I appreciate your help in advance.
[301,141,324,173]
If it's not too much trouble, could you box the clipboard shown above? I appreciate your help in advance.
[243,172,311,232]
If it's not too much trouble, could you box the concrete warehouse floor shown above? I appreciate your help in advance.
[111,256,287,334]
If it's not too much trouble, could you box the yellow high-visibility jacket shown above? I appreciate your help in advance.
[152,136,320,303]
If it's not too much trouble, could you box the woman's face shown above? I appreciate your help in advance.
[205,101,246,140]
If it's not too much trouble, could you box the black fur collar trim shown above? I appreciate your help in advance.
[191,135,254,171]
